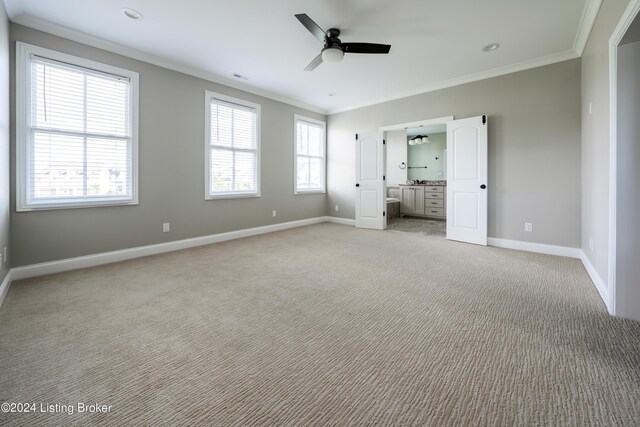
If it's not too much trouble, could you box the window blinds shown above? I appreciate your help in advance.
[209,99,257,195]
[296,119,324,192]
[28,55,132,205]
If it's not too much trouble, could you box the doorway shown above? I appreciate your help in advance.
[373,115,488,246]
[610,1,640,321]
[382,117,452,237]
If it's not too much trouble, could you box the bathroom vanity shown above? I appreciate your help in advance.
[398,181,447,219]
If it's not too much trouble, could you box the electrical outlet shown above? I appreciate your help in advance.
[335,205,339,212]
[589,236,594,251]
[524,222,533,232]
[589,102,592,115]
[272,210,277,218]
[162,223,170,233]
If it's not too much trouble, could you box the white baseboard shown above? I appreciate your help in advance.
[10,216,330,281]
[2,219,599,315]
[0,270,13,309]
[325,216,356,226]
[579,250,612,314]
[488,237,581,258]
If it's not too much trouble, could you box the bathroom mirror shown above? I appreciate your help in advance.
[406,125,447,181]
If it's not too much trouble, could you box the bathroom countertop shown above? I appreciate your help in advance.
[399,180,447,186]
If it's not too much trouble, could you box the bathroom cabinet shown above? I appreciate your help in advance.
[399,184,447,219]
[399,186,424,215]
[423,185,446,219]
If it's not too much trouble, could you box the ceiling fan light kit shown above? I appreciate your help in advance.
[322,47,344,63]
[295,13,391,71]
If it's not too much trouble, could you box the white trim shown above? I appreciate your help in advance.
[3,0,24,19]
[204,90,261,199]
[607,0,640,316]
[0,270,13,310]
[379,116,455,132]
[325,216,356,226]
[9,14,327,115]
[7,7,601,118]
[573,0,604,55]
[10,217,334,281]
[328,50,579,114]
[488,238,581,258]
[293,114,327,195]
[580,250,612,313]
[15,42,139,211]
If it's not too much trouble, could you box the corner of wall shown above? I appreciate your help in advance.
[0,2,12,287]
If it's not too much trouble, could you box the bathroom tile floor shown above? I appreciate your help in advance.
[387,216,446,237]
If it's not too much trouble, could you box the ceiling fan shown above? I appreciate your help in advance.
[294,13,391,71]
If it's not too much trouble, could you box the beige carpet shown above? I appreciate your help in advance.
[1,223,639,426]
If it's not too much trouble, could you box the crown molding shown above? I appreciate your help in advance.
[9,14,328,115]
[327,50,579,115]
[8,0,602,118]
[573,0,603,55]
[2,0,24,19]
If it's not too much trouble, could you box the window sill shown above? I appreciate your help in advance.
[17,199,138,212]
[206,193,261,200]
[294,190,326,195]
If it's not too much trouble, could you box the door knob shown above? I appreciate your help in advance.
[480,184,486,189]
[355,183,360,187]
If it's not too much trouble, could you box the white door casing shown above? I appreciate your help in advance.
[355,132,385,230]
[446,116,488,245]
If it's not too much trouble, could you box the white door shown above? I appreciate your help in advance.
[446,116,488,245]
[355,132,386,229]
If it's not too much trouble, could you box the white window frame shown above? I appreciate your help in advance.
[294,114,326,195]
[15,42,139,211]
[204,90,261,199]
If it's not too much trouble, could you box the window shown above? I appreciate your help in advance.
[16,43,139,211]
[294,115,326,194]
[205,91,260,199]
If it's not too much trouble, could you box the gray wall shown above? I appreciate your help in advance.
[10,24,327,266]
[616,38,640,321]
[327,59,582,248]
[581,0,631,289]
[0,5,9,282]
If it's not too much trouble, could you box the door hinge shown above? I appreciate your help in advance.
[383,139,386,145]
[383,211,386,217]
[355,133,359,140]
[383,175,386,181]
[482,115,487,125]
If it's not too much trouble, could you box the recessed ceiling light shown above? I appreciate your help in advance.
[328,93,337,97]
[122,8,143,20]
[482,43,500,52]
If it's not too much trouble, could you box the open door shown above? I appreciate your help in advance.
[446,116,488,245]
[355,132,386,230]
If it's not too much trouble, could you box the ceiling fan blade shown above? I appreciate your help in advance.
[304,53,323,71]
[295,14,327,44]
[343,43,391,54]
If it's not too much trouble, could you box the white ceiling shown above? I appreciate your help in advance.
[3,0,600,114]
[407,124,446,137]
